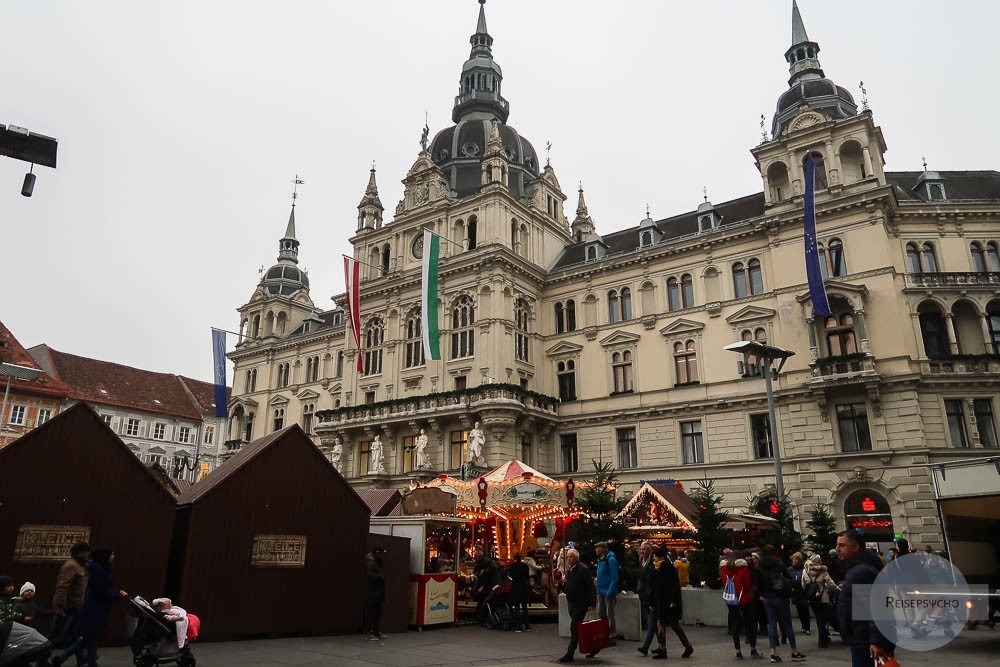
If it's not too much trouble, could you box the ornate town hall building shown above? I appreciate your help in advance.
[226,2,1000,548]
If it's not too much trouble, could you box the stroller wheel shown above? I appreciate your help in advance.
[134,655,157,667]
[178,654,197,667]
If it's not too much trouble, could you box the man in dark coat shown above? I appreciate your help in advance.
[50,541,90,649]
[636,542,658,656]
[54,548,127,667]
[508,552,531,632]
[365,547,387,640]
[472,545,500,624]
[559,547,596,663]
[652,546,693,659]
[836,530,894,667]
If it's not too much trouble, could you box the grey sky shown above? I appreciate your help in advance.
[3,0,998,383]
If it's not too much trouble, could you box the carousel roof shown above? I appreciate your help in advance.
[482,459,553,483]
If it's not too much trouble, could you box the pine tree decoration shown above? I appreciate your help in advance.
[750,490,802,552]
[805,503,838,555]
[567,460,630,566]
[690,478,729,589]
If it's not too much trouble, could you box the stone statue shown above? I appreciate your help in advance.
[468,421,485,465]
[420,123,430,152]
[369,435,386,474]
[415,428,431,470]
[331,436,343,474]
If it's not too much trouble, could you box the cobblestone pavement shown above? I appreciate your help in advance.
[94,621,999,666]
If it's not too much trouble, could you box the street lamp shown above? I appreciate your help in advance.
[0,123,58,196]
[0,362,46,445]
[723,341,795,499]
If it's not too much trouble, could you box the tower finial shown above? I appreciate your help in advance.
[859,80,870,111]
[791,0,809,44]
[646,203,650,218]
[420,112,430,152]
[290,174,304,208]
[922,155,928,172]
[546,141,552,167]
[760,113,769,143]
[702,186,709,203]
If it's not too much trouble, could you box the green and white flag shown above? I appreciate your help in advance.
[421,228,441,360]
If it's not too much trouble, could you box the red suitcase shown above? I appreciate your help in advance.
[578,617,611,655]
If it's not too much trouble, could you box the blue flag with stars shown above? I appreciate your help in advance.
[804,154,831,316]
[211,329,228,418]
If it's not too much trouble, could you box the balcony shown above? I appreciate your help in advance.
[903,271,1000,289]
[453,90,509,113]
[809,353,880,393]
[315,383,559,430]
[922,354,1000,375]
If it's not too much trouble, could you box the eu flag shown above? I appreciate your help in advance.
[211,329,228,418]
[804,154,832,316]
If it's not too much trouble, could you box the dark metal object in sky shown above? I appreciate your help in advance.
[0,124,58,168]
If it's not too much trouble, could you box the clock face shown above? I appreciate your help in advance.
[411,234,424,259]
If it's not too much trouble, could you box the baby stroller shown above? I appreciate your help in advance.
[482,581,515,631]
[0,622,53,666]
[128,597,198,667]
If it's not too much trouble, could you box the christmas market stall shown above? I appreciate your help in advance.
[616,480,699,549]
[369,486,467,629]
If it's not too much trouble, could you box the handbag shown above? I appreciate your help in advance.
[875,655,900,667]
[578,617,612,654]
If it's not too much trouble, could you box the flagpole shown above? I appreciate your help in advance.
[340,254,395,275]
[421,227,465,250]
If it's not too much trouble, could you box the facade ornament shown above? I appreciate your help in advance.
[414,428,431,470]
[467,421,485,465]
[369,435,386,474]
[420,112,430,152]
[331,436,343,474]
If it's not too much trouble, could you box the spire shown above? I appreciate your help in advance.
[357,163,384,231]
[784,0,824,86]
[791,0,809,44]
[571,182,596,242]
[283,207,296,241]
[278,177,302,263]
[453,0,509,123]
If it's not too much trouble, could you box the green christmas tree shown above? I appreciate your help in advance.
[750,489,802,553]
[568,460,630,568]
[805,503,838,555]
[690,479,729,589]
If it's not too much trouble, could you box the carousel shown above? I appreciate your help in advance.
[423,459,582,609]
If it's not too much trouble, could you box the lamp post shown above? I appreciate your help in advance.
[0,123,58,196]
[723,341,795,499]
[0,362,46,446]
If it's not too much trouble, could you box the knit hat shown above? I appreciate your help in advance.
[19,582,35,596]
[0,575,13,591]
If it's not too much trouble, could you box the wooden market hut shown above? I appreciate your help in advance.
[617,481,699,547]
[0,402,177,641]
[168,425,370,638]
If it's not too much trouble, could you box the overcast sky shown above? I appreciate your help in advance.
[3,0,999,383]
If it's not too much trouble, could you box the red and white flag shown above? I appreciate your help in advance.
[343,256,363,372]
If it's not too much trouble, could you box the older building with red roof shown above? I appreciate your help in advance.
[0,320,70,446]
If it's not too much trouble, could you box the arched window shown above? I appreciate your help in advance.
[555,302,565,334]
[820,238,847,278]
[467,216,478,250]
[272,407,285,432]
[243,411,255,441]
[667,278,680,311]
[825,313,858,356]
[732,262,748,298]
[918,301,948,358]
[608,290,620,323]
[748,259,763,294]
[922,243,939,272]
[805,152,828,189]
[621,287,632,320]
[681,274,694,307]
[404,310,424,368]
[511,220,518,249]
[310,356,320,382]
[587,246,597,261]
[301,403,315,435]
[674,340,699,385]
[277,363,290,388]
[839,141,866,183]
[612,351,634,394]
[557,360,577,401]
[767,162,790,202]
[363,318,384,375]
[251,314,261,338]
[906,243,922,273]
[381,244,391,275]
[335,351,344,378]
[305,357,314,383]
[988,242,1000,272]
[514,299,530,363]
[740,328,768,374]
[566,299,576,331]
[451,296,475,359]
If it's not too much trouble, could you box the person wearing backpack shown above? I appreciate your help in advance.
[759,546,806,663]
[720,553,762,659]
[800,554,840,648]
[594,542,620,645]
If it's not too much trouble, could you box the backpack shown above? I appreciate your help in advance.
[804,580,822,602]
[722,575,740,606]
[769,568,792,598]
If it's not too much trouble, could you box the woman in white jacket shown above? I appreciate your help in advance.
[800,554,840,648]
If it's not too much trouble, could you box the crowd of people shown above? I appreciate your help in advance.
[1,541,128,666]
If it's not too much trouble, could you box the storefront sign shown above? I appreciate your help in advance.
[846,514,894,536]
[14,524,91,563]
[402,487,457,515]
[423,575,455,625]
[250,534,307,568]
[505,482,549,503]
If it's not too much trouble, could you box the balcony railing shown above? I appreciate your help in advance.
[923,354,1000,375]
[811,353,878,383]
[316,383,559,427]
[453,90,509,113]
[904,271,1000,289]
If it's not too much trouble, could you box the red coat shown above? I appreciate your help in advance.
[719,561,753,605]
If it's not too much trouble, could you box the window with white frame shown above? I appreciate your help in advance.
[363,318,385,375]
[153,423,166,440]
[302,403,315,434]
[905,242,938,274]
[732,259,764,298]
[147,452,164,467]
[611,350,634,394]
[514,299,530,363]
[36,407,52,426]
[178,426,191,444]
[673,340,699,385]
[102,414,114,428]
[974,398,998,448]
[404,310,425,368]
[203,425,215,445]
[667,274,694,311]
[945,399,970,448]
[680,420,704,463]
[8,405,26,426]
[126,418,141,436]
[616,427,637,469]
[451,297,475,359]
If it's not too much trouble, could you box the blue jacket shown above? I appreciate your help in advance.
[596,551,620,596]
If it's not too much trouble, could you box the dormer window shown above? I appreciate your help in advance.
[586,246,597,261]
[699,215,714,233]
[927,183,945,201]
[640,231,653,247]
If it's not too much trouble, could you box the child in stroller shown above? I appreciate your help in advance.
[128,596,198,667]
[480,580,515,630]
